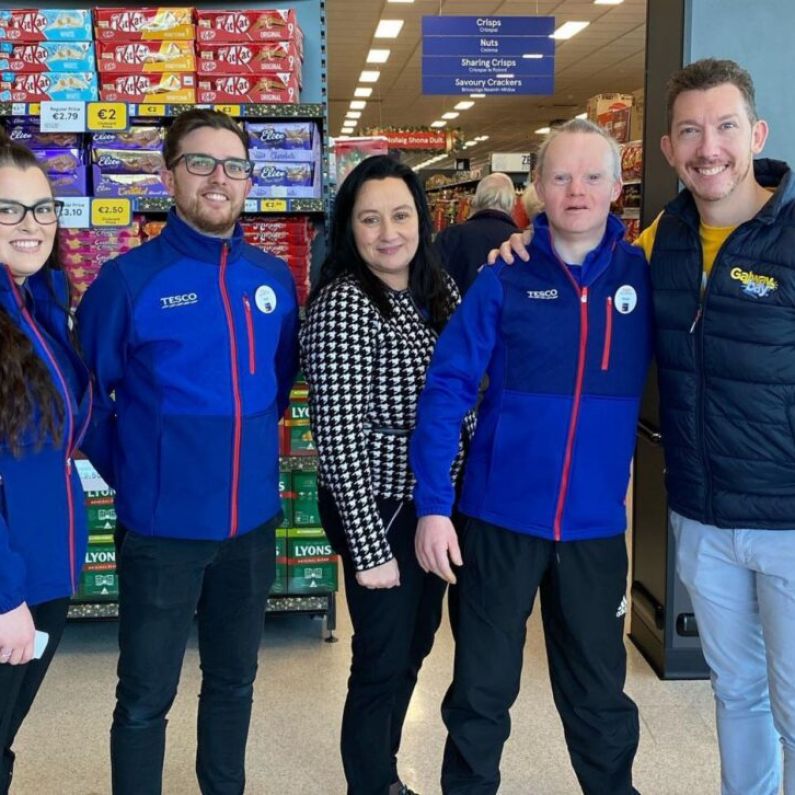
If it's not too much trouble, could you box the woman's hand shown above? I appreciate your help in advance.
[0,602,36,665]
[356,558,401,589]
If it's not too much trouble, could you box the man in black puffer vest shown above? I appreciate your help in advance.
[635,59,795,795]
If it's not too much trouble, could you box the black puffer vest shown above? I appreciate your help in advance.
[651,159,795,528]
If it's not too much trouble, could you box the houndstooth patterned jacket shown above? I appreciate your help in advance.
[300,272,473,571]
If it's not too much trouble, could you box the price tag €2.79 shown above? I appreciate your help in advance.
[39,101,86,133]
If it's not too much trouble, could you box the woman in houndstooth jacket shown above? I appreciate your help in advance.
[300,155,472,795]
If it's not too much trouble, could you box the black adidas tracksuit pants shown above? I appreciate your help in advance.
[442,517,639,795]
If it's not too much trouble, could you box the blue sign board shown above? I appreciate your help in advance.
[422,15,555,96]
[423,36,555,57]
[422,16,555,37]
[422,55,554,78]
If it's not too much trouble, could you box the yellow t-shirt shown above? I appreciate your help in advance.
[634,212,735,278]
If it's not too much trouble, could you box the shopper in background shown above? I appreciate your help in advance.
[77,109,299,795]
[433,171,520,294]
[0,142,92,794]
[519,182,545,228]
[411,119,650,795]
[300,155,473,795]
[492,57,795,795]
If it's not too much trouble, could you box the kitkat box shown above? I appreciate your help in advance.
[196,9,301,44]
[0,42,95,72]
[196,41,302,75]
[0,71,98,102]
[97,40,196,73]
[0,10,93,42]
[197,72,299,104]
[99,71,195,103]
[93,8,195,42]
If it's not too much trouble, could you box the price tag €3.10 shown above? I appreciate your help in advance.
[56,197,91,229]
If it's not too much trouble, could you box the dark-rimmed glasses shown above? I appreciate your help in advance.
[171,153,253,180]
[0,199,64,226]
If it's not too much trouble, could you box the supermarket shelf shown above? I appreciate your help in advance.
[425,178,480,194]
[135,197,325,215]
[69,593,337,638]
[0,101,324,123]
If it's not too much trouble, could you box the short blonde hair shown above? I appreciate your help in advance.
[535,118,622,182]
[521,183,543,221]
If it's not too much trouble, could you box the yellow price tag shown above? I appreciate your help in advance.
[214,104,241,117]
[259,199,288,213]
[28,103,41,116]
[91,199,132,228]
[87,102,128,131]
[137,104,165,117]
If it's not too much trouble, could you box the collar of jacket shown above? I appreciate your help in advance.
[665,158,794,231]
[160,206,245,264]
[0,263,57,308]
[468,208,519,226]
[530,211,625,287]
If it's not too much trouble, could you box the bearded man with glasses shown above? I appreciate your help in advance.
[77,108,299,795]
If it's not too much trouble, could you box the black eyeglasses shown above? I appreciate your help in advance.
[0,199,64,226]
[171,153,253,180]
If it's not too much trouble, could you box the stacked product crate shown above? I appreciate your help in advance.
[74,459,119,602]
[279,382,338,595]
[195,9,303,104]
[0,10,98,102]
[94,8,197,104]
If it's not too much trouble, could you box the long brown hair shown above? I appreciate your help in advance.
[0,142,65,455]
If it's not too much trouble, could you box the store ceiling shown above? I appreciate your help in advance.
[327,0,647,170]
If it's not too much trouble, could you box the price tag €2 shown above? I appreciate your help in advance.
[40,101,86,133]
[90,199,132,228]
[56,197,91,229]
[87,102,128,132]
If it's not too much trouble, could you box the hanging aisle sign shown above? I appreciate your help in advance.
[422,16,556,96]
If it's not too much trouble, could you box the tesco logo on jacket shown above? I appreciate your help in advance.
[160,293,199,309]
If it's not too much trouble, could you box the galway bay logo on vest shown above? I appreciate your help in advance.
[730,267,778,298]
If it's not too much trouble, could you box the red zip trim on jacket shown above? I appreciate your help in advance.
[601,296,613,371]
[548,244,591,542]
[553,287,589,541]
[242,294,256,375]
[218,245,242,537]
[10,278,78,591]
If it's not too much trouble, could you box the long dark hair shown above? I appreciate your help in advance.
[0,142,66,454]
[309,155,453,331]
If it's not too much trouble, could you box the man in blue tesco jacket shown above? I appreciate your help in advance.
[77,109,299,795]
[410,118,651,795]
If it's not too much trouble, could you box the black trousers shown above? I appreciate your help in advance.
[318,487,447,795]
[110,522,276,795]
[0,596,70,795]
[442,518,639,795]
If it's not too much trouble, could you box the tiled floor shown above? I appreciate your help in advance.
[12,590,721,794]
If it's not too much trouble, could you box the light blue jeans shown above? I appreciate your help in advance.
[671,512,795,795]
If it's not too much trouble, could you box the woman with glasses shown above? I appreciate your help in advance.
[0,140,92,794]
[300,155,474,795]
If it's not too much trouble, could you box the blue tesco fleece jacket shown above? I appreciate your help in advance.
[77,209,299,541]
[0,266,92,613]
[411,212,653,541]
